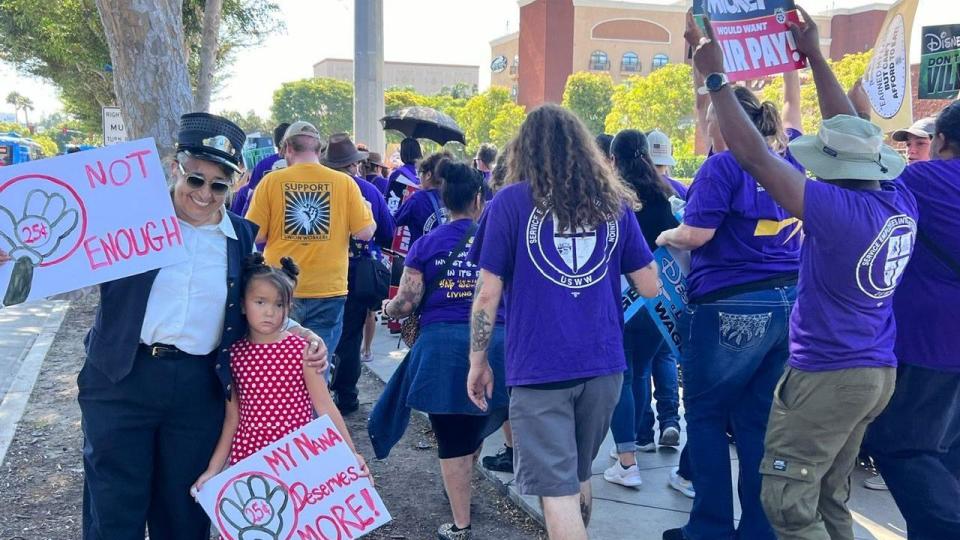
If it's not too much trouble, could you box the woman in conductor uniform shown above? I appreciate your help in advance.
[68,113,327,539]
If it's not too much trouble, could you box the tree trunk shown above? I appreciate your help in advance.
[95,0,193,159]
[194,0,224,112]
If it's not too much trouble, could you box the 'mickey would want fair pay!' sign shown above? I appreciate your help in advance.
[693,0,807,81]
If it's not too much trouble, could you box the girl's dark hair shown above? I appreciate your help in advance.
[490,150,509,193]
[418,150,453,180]
[936,100,960,152]
[611,129,674,203]
[505,104,637,231]
[595,133,614,157]
[732,85,787,153]
[242,253,299,313]
[437,159,484,213]
[400,137,422,164]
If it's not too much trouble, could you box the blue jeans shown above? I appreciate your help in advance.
[868,364,960,540]
[681,286,796,540]
[610,311,667,453]
[293,296,347,381]
[638,345,681,444]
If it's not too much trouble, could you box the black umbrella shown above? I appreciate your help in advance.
[380,106,466,146]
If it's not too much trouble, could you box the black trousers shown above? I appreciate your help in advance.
[79,348,224,540]
[331,292,371,409]
[868,363,960,540]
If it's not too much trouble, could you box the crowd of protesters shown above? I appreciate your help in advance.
[4,4,957,540]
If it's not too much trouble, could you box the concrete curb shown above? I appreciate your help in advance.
[0,301,70,465]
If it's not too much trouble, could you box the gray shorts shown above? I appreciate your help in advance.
[509,373,623,497]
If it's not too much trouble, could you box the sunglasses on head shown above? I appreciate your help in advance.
[177,162,232,195]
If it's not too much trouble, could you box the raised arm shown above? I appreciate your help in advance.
[782,69,802,132]
[790,5,856,120]
[685,11,808,218]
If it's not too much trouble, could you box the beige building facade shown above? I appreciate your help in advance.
[313,58,479,95]
[492,0,877,108]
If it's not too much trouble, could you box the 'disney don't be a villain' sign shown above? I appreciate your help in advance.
[693,0,808,81]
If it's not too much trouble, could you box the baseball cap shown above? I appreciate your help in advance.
[647,129,676,167]
[282,121,322,144]
[891,117,936,141]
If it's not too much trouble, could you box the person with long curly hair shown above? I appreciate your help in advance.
[466,104,660,540]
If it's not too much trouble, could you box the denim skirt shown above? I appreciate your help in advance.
[405,322,508,415]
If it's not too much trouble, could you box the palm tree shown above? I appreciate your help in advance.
[5,92,21,125]
[17,95,34,127]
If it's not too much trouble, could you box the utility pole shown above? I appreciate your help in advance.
[354,0,385,153]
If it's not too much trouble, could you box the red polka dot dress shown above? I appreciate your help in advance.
[229,333,313,465]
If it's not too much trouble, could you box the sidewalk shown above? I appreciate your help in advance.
[363,325,908,540]
[0,300,69,465]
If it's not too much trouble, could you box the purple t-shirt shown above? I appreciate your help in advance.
[469,182,654,386]
[366,174,389,195]
[666,176,688,200]
[789,180,918,372]
[386,164,420,215]
[405,218,504,328]
[684,131,804,301]
[395,188,449,246]
[231,153,281,216]
[894,159,960,372]
[351,175,395,254]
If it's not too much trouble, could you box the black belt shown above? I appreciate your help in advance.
[693,273,798,304]
[139,343,210,359]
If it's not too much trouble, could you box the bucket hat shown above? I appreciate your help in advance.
[788,115,905,181]
[321,133,368,169]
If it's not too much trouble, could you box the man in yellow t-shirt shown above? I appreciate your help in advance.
[246,120,375,357]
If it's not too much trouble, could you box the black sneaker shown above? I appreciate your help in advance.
[662,528,687,540]
[481,445,514,473]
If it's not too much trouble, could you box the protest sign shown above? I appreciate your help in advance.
[197,415,391,540]
[693,0,806,81]
[0,139,187,306]
[621,246,689,357]
[919,24,960,100]
[862,0,919,133]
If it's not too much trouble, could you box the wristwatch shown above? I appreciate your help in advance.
[697,72,730,95]
[705,72,729,93]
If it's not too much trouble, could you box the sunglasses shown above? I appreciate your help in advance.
[178,162,232,195]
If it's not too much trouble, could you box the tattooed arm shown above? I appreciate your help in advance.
[381,267,425,319]
[467,269,503,411]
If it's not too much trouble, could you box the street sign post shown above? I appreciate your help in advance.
[101,106,127,146]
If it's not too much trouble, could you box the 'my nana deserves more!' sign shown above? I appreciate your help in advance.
[693,0,807,81]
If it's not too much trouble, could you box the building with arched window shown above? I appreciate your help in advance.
[589,50,610,71]
[651,53,669,70]
[621,52,640,73]
[490,0,888,108]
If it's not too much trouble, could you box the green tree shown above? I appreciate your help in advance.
[31,134,59,157]
[605,63,696,152]
[489,101,526,149]
[760,52,871,135]
[562,72,614,135]
[219,109,272,135]
[0,0,282,131]
[454,86,525,155]
[270,78,353,137]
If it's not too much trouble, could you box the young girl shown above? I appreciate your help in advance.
[192,254,366,493]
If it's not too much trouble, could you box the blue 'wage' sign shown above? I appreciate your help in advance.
[621,246,688,357]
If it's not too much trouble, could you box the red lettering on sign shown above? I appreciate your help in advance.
[84,149,154,189]
[81,215,183,270]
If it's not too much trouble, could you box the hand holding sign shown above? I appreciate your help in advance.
[685,10,727,78]
[784,6,821,61]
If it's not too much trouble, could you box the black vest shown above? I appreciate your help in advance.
[83,212,258,397]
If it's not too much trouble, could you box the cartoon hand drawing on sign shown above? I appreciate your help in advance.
[0,189,80,306]
[217,474,295,540]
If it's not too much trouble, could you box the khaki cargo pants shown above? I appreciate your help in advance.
[759,366,896,540]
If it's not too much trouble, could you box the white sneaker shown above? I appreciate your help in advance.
[659,426,681,447]
[603,462,643,488]
[863,473,889,491]
[637,441,658,453]
[669,467,695,499]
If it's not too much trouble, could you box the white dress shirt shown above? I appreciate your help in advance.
[139,210,235,355]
